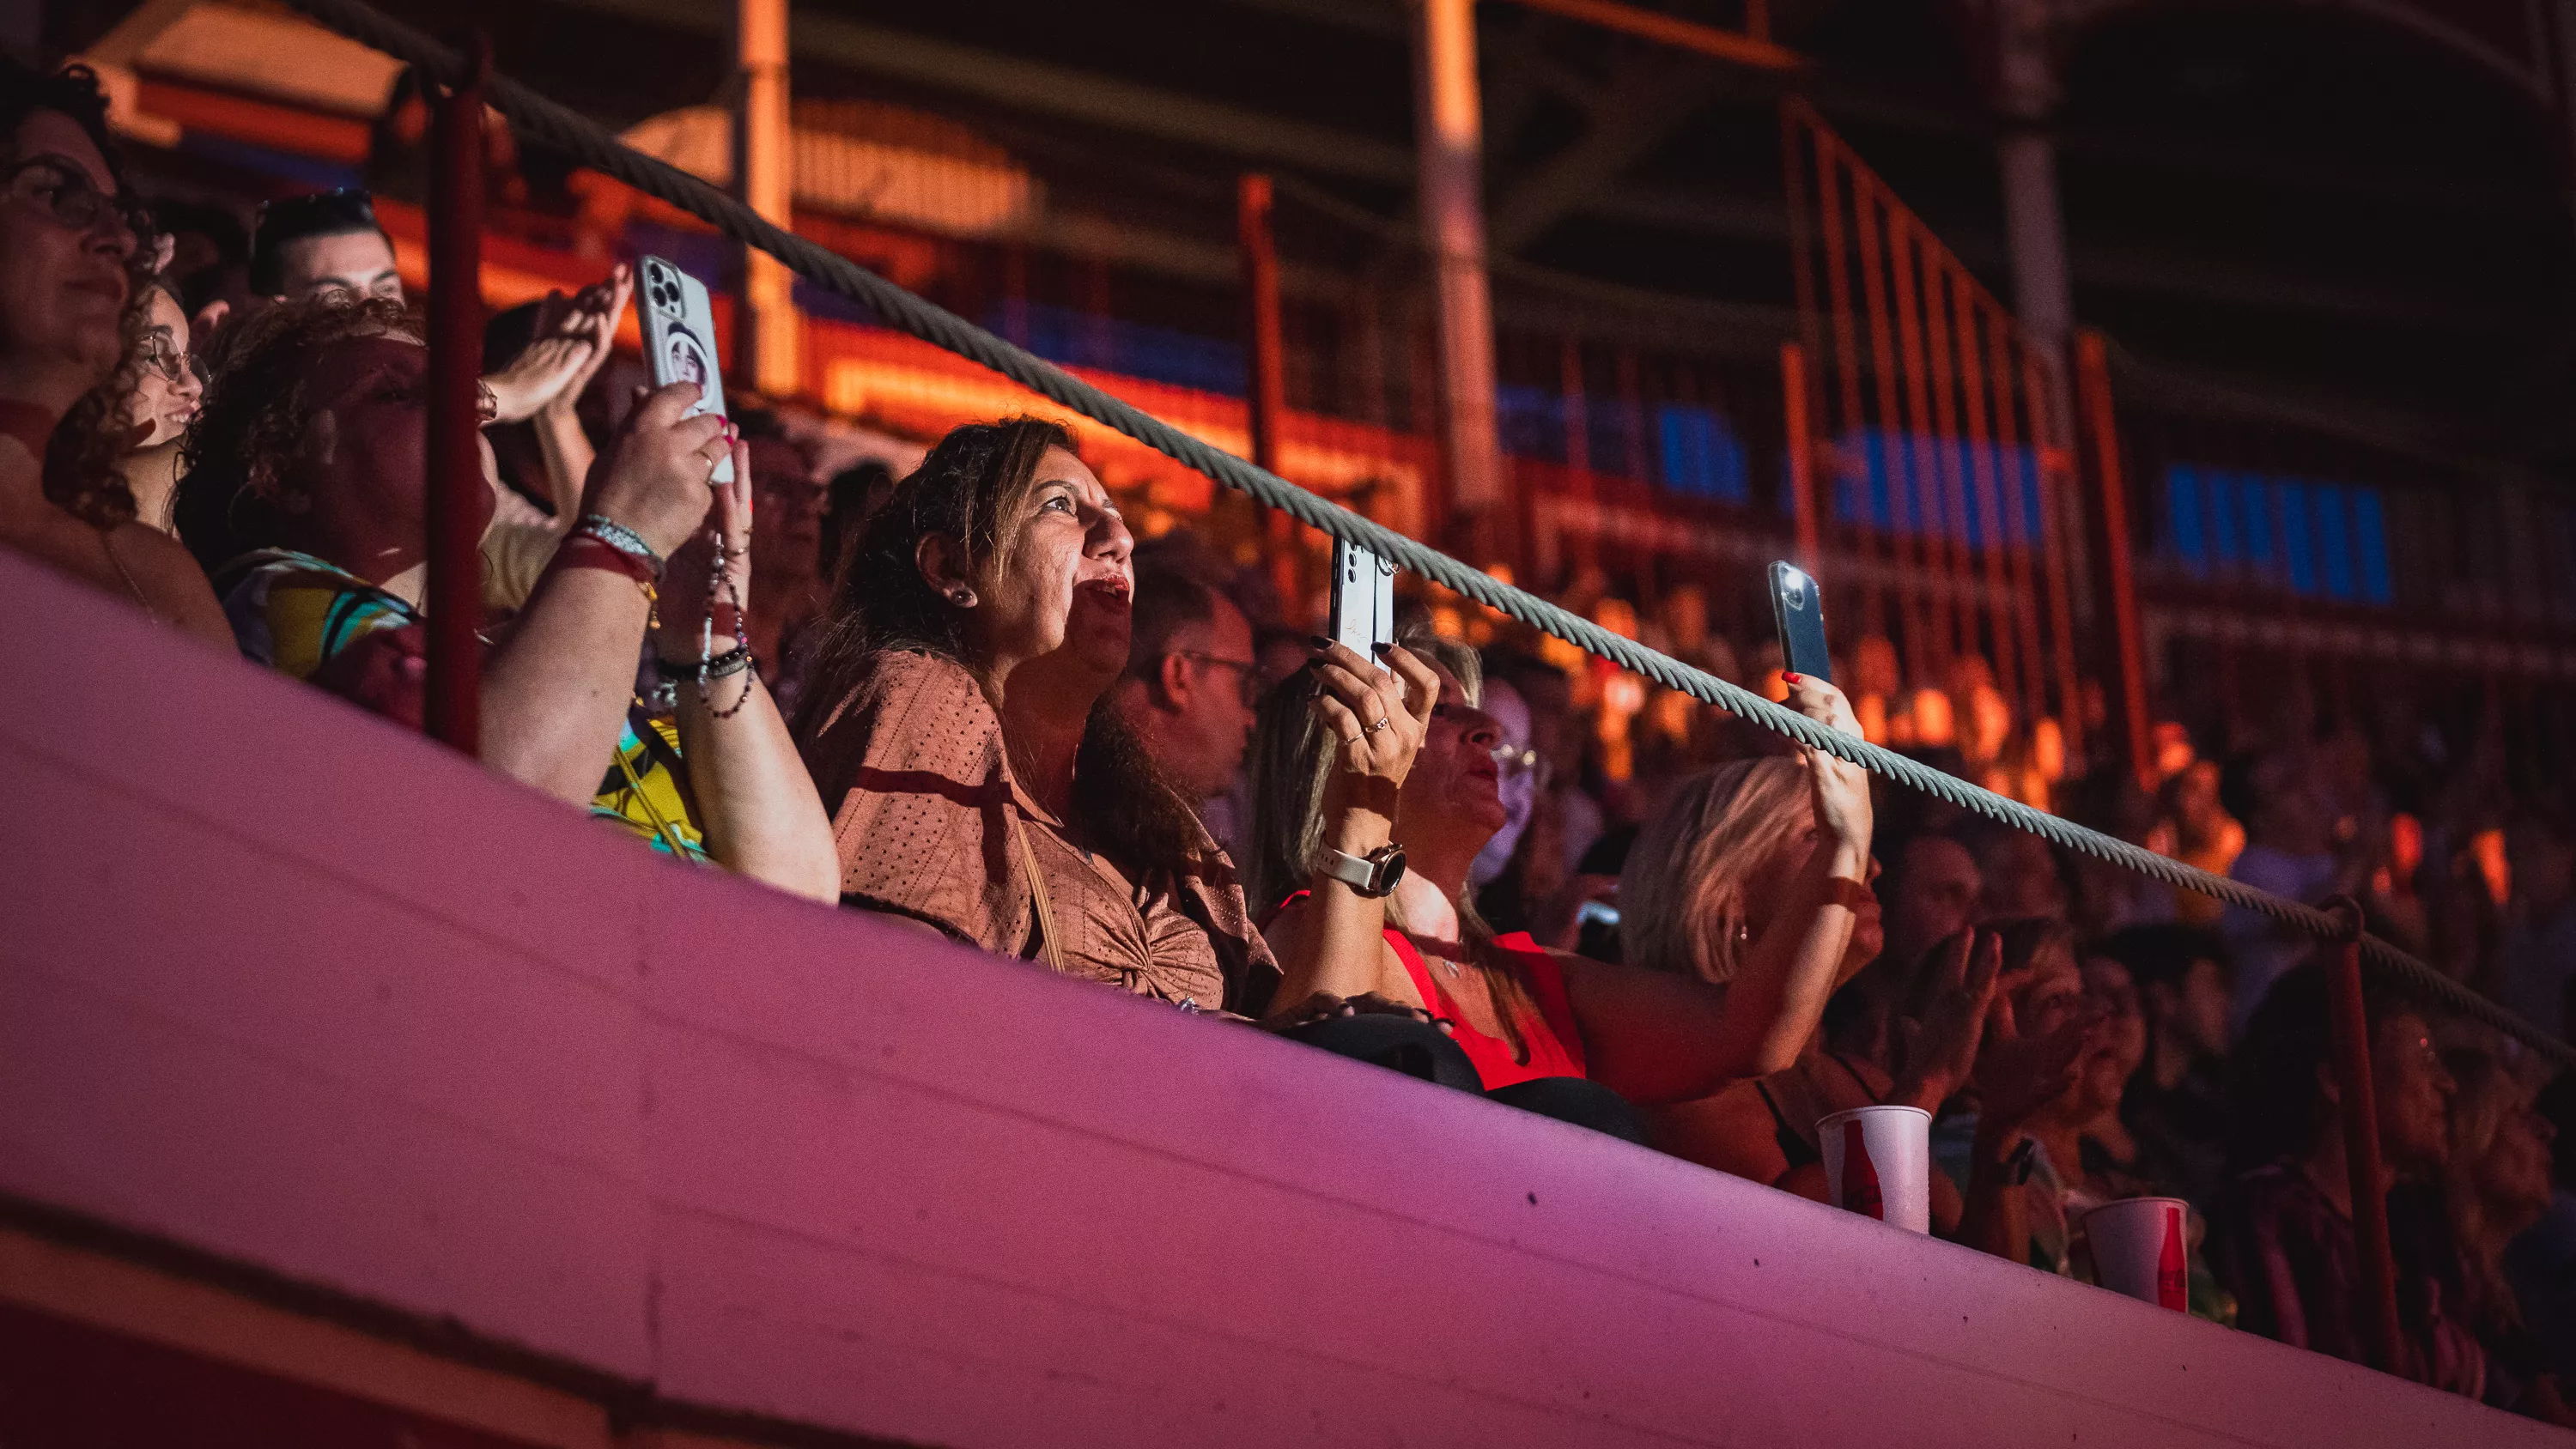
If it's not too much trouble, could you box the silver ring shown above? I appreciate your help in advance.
[1363,716,1391,734]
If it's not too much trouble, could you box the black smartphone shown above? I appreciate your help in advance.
[1768,561,1832,683]
[1329,537,1396,674]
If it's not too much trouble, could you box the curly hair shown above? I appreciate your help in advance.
[7,59,157,530]
[793,417,1215,879]
[173,294,417,572]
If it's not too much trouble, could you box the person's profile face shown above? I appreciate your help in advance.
[128,288,199,446]
[0,111,137,382]
[962,446,1131,681]
[277,229,402,303]
[1399,662,1510,850]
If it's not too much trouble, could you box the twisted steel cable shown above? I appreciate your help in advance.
[280,0,2572,1066]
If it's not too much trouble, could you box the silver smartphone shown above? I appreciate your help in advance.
[637,254,733,485]
[1769,561,1832,683]
[1329,537,1396,674]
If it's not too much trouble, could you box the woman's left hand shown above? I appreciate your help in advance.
[1784,671,1872,854]
[653,438,753,664]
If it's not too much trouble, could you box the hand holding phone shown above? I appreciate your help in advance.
[638,255,733,486]
[1769,561,1832,684]
[1330,537,1397,674]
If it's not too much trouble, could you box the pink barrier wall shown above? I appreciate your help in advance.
[0,553,2540,1448]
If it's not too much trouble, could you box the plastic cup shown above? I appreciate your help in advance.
[1817,1105,1932,1234]
[2083,1197,2191,1311]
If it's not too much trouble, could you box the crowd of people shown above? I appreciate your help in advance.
[9,56,2576,1423]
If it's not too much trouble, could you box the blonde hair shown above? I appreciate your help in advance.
[1618,756,1816,984]
[2442,1046,2530,1337]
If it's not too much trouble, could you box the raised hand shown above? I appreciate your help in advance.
[653,437,753,666]
[1895,928,2003,1109]
[585,382,728,561]
[1783,671,1872,853]
[1970,987,2097,1135]
[1309,640,1438,816]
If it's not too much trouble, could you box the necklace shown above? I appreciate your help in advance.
[99,527,162,621]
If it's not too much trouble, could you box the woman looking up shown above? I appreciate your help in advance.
[795,418,1275,1013]
[0,59,226,644]
[1248,641,1877,1139]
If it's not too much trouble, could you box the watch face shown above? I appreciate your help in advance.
[1375,846,1406,892]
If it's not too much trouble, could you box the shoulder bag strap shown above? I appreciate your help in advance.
[1009,807,1066,972]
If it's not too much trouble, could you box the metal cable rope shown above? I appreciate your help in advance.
[280,0,2573,1067]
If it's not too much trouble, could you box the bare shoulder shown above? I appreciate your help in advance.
[106,522,234,649]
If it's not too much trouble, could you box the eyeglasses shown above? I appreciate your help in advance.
[1492,743,1546,785]
[138,333,200,387]
[3,157,149,247]
[1172,651,1261,708]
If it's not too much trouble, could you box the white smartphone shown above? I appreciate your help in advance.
[637,254,733,485]
[1328,537,1397,674]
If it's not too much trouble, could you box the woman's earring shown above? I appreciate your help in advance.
[948,587,975,607]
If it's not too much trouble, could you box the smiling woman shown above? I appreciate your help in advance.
[794,417,1277,1013]
[0,58,228,646]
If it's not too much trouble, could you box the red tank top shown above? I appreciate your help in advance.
[1384,928,1589,1089]
[1267,894,1589,1089]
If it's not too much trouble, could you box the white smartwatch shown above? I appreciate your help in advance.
[1321,842,1406,899]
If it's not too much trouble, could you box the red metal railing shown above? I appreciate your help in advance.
[1781,97,2087,765]
[422,36,489,755]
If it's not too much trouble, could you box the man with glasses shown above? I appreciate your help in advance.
[1110,566,1259,818]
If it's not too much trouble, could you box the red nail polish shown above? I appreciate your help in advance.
[1783,672,1801,683]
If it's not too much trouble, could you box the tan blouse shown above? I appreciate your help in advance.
[805,648,1278,1014]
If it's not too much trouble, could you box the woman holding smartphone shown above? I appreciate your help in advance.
[1248,635,1879,1139]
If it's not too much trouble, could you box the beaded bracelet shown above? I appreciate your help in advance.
[573,513,664,575]
[657,644,752,682]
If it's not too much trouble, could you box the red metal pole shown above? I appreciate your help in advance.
[1918,254,1973,667]
[2025,350,2087,768]
[1952,285,2016,707]
[1238,173,1297,609]
[1813,132,1880,634]
[424,36,489,756]
[1853,181,1928,687]
[1782,341,1820,572]
[1886,217,1947,666]
[2074,330,2152,789]
[2323,895,2406,1375]
[1988,322,2047,731]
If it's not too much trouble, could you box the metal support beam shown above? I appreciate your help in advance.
[1240,173,1299,608]
[736,0,799,396]
[1410,0,1505,533]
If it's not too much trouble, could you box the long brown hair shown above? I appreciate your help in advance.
[2442,1046,2533,1337]
[1244,629,1540,1052]
[1618,756,1816,983]
[791,416,1208,876]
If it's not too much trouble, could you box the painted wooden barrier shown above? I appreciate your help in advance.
[0,552,2536,1448]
